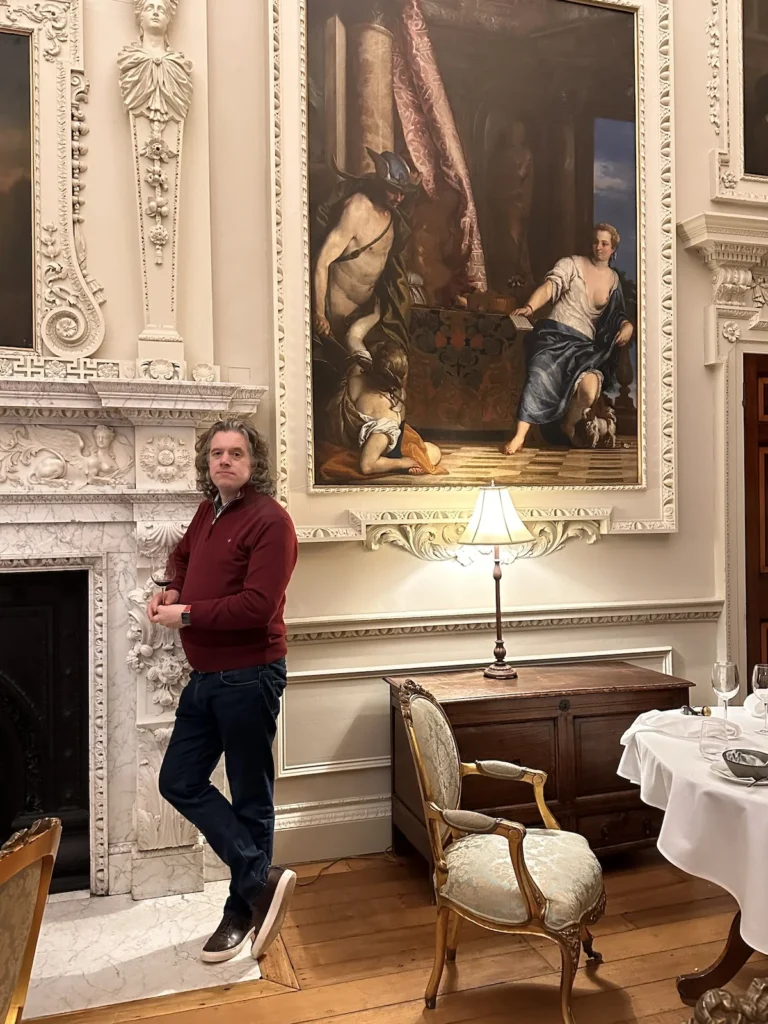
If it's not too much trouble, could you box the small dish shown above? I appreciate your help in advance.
[722,748,768,780]
[710,762,768,786]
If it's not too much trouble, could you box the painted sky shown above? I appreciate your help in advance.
[593,118,637,283]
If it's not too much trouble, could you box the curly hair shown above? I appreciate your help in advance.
[594,222,620,250]
[195,419,275,500]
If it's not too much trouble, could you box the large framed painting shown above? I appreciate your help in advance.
[271,0,675,537]
[0,29,33,350]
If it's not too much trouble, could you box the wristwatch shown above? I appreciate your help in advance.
[180,605,191,628]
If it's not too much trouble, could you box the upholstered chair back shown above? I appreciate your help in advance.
[399,681,462,851]
[0,818,61,1024]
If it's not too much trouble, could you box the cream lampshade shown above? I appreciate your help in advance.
[462,484,533,680]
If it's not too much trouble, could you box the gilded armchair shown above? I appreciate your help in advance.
[398,679,605,1024]
[0,818,61,1024]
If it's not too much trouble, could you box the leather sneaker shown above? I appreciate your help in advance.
[200,910,254,963]
[250,866,297,959]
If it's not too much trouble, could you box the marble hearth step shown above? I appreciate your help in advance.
[26,880,268,1018]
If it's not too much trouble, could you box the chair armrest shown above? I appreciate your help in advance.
[440,809,500,834]
[462,760,561,831]
[428,803,546,924]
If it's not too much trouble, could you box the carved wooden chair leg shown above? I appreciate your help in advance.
[446,911,463,962]
[581,924,603,963]
[557,934,581,1024]
[425,905,451,1010]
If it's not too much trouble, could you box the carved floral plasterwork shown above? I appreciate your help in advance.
[0,0,106,358]
[127,581,190,713]
[0,424,134,491]
[118,0,193,346]
[139,435,193,484]
[270,0,677,536]
[136,726,198,850]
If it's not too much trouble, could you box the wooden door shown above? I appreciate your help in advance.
[743,354,768,683]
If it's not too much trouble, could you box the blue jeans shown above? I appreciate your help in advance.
[158,659,286,917]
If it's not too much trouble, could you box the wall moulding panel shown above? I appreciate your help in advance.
[269,0,677,542]
[277,646,676,779]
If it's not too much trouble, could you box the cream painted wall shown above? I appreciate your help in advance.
[78,0,725,860]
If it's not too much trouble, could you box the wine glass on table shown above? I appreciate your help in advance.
[712,661,740,723]
[752,664,768,736]
[149,552,176,591]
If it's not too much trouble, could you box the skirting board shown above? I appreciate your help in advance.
[202,797,393,871]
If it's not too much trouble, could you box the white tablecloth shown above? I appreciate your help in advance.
[618,707,768,954]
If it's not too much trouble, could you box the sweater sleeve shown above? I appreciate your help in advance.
[189,514,298,631]
[168,503,203,594]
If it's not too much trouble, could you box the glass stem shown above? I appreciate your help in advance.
[764,703,767,733]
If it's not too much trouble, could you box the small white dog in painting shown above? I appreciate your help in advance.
[576,397,617,449]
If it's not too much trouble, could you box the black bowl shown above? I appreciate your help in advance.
[722,748,768,780]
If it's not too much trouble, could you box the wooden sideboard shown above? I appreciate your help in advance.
[387,662,692,861]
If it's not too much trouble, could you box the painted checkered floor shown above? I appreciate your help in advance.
[364,438,639,487]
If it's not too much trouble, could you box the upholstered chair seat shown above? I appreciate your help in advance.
[442,829,604,931]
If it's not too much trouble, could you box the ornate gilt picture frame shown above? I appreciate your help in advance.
[269,0,676,544]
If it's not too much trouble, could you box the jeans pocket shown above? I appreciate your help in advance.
[220,667,263,687]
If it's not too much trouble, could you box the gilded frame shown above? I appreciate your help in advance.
[0,0,104,361]
[269,0,676,540]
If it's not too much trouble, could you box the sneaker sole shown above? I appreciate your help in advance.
[251,869,297,959]
[200,927,254,963]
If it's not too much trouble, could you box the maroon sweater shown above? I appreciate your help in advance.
[169,488,298,672]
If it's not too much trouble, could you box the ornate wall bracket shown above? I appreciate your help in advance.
[118,0,193,357]
[0,0,106,358]
[297,507,610,562]
[677,212,768,364]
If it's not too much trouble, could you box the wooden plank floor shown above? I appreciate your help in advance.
[30,850,767,1024]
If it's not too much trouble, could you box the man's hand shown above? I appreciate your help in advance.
[147,588,180,619]
[313,312,332,337]
[149,603,186,630]
[615,321,634,347]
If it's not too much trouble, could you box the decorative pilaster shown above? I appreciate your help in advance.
[118,0,193,367]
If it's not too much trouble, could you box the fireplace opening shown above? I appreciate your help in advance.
[0,569,90,892]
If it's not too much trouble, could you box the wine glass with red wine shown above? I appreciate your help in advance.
[149,552,176,590]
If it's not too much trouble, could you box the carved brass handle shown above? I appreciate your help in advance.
[559,699,570,712]
[642,817,652,838]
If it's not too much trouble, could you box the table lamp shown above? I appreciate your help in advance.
[461,484,534,680]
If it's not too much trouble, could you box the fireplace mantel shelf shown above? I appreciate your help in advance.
[0,379,267,423]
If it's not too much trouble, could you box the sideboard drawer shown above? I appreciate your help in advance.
[578,807,665,852]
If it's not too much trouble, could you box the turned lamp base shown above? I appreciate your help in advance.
[484,660,518,680]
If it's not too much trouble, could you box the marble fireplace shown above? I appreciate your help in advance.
[0,373,265,900]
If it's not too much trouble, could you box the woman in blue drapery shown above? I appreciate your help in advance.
[503,223,634,454]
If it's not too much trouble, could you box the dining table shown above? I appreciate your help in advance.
[618,705,768,1005]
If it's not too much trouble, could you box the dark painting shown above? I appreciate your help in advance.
[308,0,639,487]
[743,0,768,178]
[0,30,34,350]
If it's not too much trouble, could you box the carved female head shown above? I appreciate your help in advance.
[135,0,177,40]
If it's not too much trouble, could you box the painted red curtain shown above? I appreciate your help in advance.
[393,0,487,293]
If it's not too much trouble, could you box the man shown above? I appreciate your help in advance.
[312,148,418,358]
[149,419,298,964]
